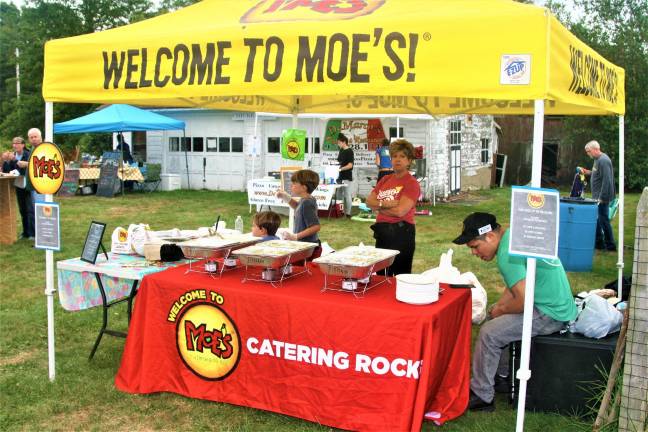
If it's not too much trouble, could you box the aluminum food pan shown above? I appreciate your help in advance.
[313,247,399,279]
[235,242,318,269]
[179,238,260,260]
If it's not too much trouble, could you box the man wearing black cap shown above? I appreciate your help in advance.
[453,212,577,411]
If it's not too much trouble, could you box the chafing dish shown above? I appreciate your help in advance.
[178,234,260,260]
[234,240,318,269]
[313,246,399,279]
[313,246,399,296]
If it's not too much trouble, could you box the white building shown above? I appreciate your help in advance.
[130,109,498,199]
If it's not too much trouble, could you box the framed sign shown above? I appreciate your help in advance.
[96,152,120,198]
[280,166,300,195]
[34,202,61,251]
[509,186,560,259]
[81,221,107,264]
[57,168,80,197]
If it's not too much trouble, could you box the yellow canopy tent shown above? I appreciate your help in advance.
[41,1,626,430]
[43,0,624,116]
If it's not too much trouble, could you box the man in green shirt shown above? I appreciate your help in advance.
[453,212,577,412]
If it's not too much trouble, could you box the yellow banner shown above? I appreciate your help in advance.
[43,0,624,115]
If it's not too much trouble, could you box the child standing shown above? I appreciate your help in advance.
[276,169,320,244]
[251,211,281,241]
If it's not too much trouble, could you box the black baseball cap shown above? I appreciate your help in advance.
[453,212,500,244]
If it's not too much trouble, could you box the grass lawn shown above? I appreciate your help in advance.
[0,187,638,431]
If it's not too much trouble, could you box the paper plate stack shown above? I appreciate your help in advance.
[395,273,439,305]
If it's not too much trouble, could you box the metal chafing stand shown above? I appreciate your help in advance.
[234,240,318,287]
[313,246,399,297]
[178,235,261,277]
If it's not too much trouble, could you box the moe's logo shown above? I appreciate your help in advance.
[169,290,241,380]
[241,0,386,23]
[28,142,65,195]
[285,139,300,159]
[527,192,545,209]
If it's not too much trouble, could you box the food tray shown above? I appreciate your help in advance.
[178,236,260,260]
[235,240,318,268]
[313,246,399,279]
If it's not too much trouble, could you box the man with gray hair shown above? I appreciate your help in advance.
[579,140,616,251]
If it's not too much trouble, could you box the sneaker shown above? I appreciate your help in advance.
[468,390,495,412]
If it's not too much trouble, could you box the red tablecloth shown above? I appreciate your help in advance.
[115,264,471,431]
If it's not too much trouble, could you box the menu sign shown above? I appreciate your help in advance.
[280,166,300,195]
[509,186,559,259]
[34,202,60,251]
[96,152,120,197]
[57,169,80,197]
[81,221,107,264]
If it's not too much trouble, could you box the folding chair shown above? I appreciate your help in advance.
[138,163,161,192]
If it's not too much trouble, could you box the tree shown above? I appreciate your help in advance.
[0,0,158,156]
[548,0,648,191]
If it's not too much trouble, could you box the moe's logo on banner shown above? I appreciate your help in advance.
[241,0,385,23]
[168,290,241,380]
[281,128,306,161]
[527,192,545,209]
[28,142,65,195]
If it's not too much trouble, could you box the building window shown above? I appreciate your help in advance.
[481,138,490,164]
[389,127,404,139]
[193,137,204,152]
[449,120,461,146]
[181,137,191,152]
[219,137,230,152]
[231,137,243,153]
[169,137,179,152]
[305,137,320,154]
[268,137,280,153]
[206,137,217,152]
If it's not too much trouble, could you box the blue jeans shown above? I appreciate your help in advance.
[597,202,616,250]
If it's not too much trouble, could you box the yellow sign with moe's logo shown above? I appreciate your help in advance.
[28,142,65,195]
[169,290,241,381]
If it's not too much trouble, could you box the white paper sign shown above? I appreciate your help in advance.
[509,186,559,259]
[247,179,339,211]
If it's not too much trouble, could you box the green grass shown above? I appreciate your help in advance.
[0,188,639,431]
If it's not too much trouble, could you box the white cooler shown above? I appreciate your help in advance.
[160,174,181,191]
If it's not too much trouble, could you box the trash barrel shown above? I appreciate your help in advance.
[558,197,598,272]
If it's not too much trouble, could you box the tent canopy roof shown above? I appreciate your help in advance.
[53,104,185,133]
[43,0,625,116]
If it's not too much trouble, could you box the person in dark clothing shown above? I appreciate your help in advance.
[116,136,134,164]
[579,140,616,251]
[1,137,34,239]
[336,133,354,218]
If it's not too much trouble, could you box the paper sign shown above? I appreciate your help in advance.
[509,186,559,259]
[35,202,61,251]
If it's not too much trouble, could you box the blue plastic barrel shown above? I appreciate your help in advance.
[558,198,598,272]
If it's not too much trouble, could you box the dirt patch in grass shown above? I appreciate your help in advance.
[0,349,37,367]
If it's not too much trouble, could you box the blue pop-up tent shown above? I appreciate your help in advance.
[54,104,188,193]
[54,104,185,133]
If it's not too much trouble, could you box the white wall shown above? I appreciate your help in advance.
[145,109,496,197]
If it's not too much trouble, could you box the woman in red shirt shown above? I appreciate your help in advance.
[365,139,420,275]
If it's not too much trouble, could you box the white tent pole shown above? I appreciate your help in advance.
[45,101,56,382]
[617,115,625,299]
[515,98,544,432]
[396,116,400,138]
